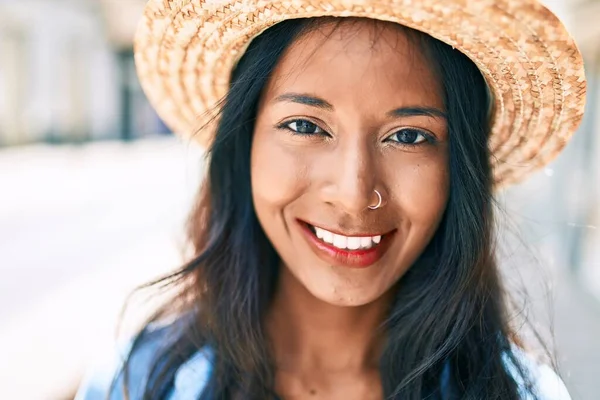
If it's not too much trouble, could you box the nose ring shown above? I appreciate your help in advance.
[368,189,383,210]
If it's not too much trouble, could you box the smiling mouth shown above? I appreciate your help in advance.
[298,220,395,268]
[306,224,383,250]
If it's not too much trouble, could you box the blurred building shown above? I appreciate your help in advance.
[0,0,167,146]
[542,0,600,302]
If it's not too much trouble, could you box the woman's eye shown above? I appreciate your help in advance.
[285,119,324,135]
[387,128,430,145]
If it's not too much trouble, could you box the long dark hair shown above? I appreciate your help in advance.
[119,17,541,400]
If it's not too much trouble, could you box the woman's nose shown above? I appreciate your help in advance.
[319,143,378,214]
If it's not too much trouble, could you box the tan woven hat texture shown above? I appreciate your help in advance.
[134,0,587,187]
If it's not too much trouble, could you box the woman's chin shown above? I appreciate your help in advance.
[305,282,387,308]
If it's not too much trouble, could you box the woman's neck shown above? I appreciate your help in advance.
[266,266,394,374]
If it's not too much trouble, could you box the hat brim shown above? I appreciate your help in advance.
[134,0,586,188]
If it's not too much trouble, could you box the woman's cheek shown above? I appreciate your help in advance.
[251,132,306,208]
[390,156,449,224]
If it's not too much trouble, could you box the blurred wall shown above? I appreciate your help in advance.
[549,0,600,299]
[0,0,119,145]
[577,49,600,300]
[0,0,164,147]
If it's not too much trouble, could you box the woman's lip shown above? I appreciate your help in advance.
[297,219,392,237]
[297,220,395,268]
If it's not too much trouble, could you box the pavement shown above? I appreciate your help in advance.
[0,137,204,399]
[0,137,598,399]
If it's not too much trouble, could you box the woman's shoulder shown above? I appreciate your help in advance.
[503,345,571,400]
[438,345,570,400]
[74,321,213,400]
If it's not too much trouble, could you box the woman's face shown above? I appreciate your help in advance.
[251,19,449,307]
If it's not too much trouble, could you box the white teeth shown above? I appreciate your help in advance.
[360,237,372,248]
[333,234,347,249]
[315,227,325,239]
[347,237,361,250]
[309,224,383,250]
[322,230,334,244]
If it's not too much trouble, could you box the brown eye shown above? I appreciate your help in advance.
[286,119,324,135]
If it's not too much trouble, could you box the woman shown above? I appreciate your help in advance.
[77,0,586,399]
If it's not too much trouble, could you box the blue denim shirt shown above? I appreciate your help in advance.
[75,329,571,400]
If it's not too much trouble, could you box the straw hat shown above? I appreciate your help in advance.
[134,0,586,187]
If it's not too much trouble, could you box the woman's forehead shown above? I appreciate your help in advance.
[262,18,444,110]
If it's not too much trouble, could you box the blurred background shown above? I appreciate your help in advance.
[0,0,598,399]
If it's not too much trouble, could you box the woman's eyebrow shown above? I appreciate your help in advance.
[273,93,447,121]
[387,106,447,121]
[273,93,334,111]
